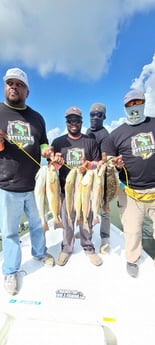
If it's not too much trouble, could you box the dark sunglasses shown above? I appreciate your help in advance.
[90,112,104,118]
[125,99,145,108]
[66,118,82,124]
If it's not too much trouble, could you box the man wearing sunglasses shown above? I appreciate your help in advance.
[51,106,103,267]
[103,89,155,278]
[86,103,110,255]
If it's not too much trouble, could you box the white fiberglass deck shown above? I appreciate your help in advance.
[0,222,155,345]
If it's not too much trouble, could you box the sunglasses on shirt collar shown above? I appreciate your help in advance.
[125,99,145,108]
[90,112,104,118]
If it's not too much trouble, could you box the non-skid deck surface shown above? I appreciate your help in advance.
[0,222,155,345]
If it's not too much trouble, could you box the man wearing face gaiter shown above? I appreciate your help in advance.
[103,89,155,278]
[86,103,110,254]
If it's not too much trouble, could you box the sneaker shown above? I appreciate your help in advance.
[100,239,110,254]
[86,253,103,266]
[127,262,139,278]
[39,253,55,267]
[56,252,70,266]
[4,274,18,295]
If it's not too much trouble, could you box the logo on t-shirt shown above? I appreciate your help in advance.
[131,132,155,159]
[7,120,34,148]
[66,148,84,167]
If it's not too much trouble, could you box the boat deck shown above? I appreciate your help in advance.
[0,222,155,344]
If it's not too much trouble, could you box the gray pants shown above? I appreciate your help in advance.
[118,188,155,263]
[100,212,110,240]
[61,194,95,254]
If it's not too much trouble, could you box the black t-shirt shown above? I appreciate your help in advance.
[52,134,100,193]
[86,127,109,157]
[104,117,155,189]
[0,103,48,192]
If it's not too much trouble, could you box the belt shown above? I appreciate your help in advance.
[124,185,155,203]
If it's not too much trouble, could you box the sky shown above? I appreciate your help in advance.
[0,0,155,144]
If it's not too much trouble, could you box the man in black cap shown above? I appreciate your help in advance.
[86,102,110,254]
[103,89,155,278]
[51,106,103,267]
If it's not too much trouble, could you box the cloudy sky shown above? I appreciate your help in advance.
[0,0,155,143]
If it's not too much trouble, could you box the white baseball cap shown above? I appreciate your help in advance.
[3,68,29,88]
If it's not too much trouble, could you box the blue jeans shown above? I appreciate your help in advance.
[0,189,47,275]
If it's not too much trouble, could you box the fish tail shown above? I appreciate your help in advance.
[76,216,83,226]
[83,221,90,233]
[54,220,64,229]
[93,216,100,226]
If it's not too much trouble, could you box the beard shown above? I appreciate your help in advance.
[68,128,81,136]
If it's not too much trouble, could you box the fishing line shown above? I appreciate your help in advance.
[7,136,42,168]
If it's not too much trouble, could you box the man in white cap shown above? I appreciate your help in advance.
[0,67,55,295]
[51,106,103,267]
[103,89,155,277]
[86,102,110,254]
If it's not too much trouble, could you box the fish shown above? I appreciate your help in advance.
[65,167,77,228]
[92,164,107,226]
[81,169,94,231]
[74,170,83,226]
[102,163,120,212]
[34,165,49,231]
[46,163,63,229]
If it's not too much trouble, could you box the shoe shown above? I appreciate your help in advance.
[86,253,103,266]
[127,262,139,278]
[39,253,55,267]
[56,252,70,266]
[100,239,110,254]
[4,274,18,295]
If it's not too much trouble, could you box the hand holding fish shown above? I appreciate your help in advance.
[49,151,64,170]
[0,129,7,151]
[0,129,7,142]
[78,158,88,173]
[111,155,124,169]
[41,146,54,159]
[78,159,99,172]
[95,152,107,169]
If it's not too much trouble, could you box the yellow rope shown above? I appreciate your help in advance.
[107,156,129,186]
[6,140,130,183]
[8,136,42,168]
[122,166,129,186]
